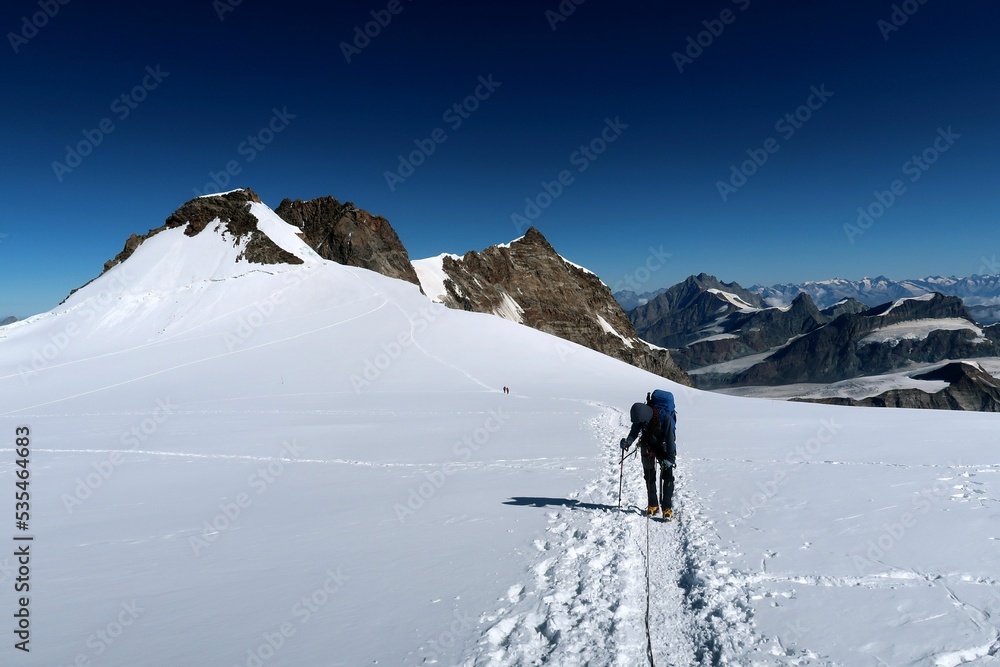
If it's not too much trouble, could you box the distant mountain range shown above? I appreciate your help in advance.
[0,316,16,327]
[622,273,1000,411]
[616,274,1000,325]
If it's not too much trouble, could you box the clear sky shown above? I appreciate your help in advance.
[2,0,998,318]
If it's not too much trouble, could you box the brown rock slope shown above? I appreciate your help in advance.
[274,196,420,286]
[425,227,691,386]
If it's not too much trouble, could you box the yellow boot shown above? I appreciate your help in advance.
[646,505,659,517]
[663,508,673,521]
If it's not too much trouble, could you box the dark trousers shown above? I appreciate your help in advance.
[641,446,674,509]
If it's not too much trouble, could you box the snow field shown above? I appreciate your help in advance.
[2,200,999,665]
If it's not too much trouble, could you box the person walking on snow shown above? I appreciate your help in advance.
[620,390,677,519]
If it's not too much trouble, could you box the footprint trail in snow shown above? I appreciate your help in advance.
[461,405,765,666]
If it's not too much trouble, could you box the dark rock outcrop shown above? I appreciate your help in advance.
[820,297,868,320]
[629,274,766,349]
[427,228,691,385]
[274,196,419,286]
[796,362,1000,412]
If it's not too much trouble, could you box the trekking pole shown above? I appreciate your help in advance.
[617,445,639,510]
[617,446,625,509]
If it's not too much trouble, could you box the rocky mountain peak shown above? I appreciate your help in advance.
[820,297,868,319]
[274,196,419,286]
[627,274,767,349]
[861,293,973,324]
[414,228,690,385]
[789,292,816,309]
[517,226,555,251]
[164,188,264,238]
[101,188,303,275]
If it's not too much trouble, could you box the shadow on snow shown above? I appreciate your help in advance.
[502,497,622,512]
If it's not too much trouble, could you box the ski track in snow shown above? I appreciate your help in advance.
[1,298,392,416]
[345,266,497,393]
[0,269,373,383]
[0,448,591,473]
[458,404,765,666]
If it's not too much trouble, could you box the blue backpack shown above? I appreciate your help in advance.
[648,390,677,460]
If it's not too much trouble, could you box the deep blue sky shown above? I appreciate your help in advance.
[2,0,998,317]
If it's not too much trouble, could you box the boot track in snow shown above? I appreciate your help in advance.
[462,404,758,666]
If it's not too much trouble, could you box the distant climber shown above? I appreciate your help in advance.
[620,390,677,519]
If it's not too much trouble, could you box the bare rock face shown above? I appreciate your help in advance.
[431,227,691,386]
[274,196,420,286]
[103,189,302,273]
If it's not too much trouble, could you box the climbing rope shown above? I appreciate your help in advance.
[644,514,657,667]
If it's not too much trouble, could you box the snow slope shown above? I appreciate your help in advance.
[2,202,1000,665]
[859,317,987,346]
[412,253,462,303]
[707,288,758,311]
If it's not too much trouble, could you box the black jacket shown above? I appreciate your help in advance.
[623,402,676,465]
